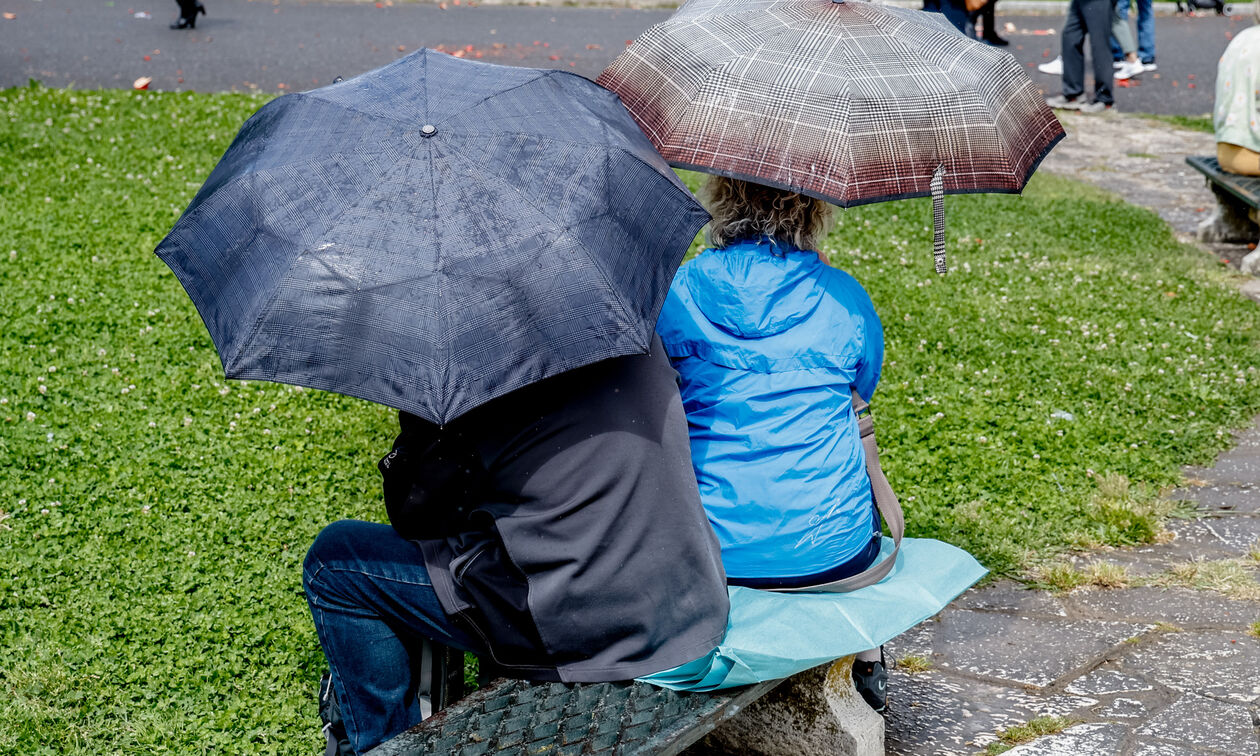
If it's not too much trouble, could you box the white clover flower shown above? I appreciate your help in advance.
[38,385,47,395]
[25,411,35,422]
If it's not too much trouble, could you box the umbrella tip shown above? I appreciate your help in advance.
[421,124,437,137]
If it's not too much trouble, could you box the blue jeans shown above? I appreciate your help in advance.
[1110,0,1156,63]
[303,520,482,754]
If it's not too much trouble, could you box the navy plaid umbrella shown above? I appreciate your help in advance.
[156,50,709,425]
[597,0,1065,272]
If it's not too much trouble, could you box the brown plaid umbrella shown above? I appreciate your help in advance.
[596,0,1065,272]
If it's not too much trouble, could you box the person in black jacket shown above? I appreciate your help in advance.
[302,336,730,754]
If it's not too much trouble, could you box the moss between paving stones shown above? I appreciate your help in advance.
[2,85,1260,753]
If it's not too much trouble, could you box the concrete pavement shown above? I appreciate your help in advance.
[0,0,1249,115]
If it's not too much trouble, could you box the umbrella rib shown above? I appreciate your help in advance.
[437,144,638,333]
[220,158,424,376]
[435,70,551,130]
[298,91,428,131]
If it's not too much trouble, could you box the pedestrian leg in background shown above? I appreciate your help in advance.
[1083,0,1116,107]
[976,0,1008,45]
[924,0,974,36]
[1050,0,1089,107]
[1112,1,1144,80]
[1133,0,1156,68]
[170,0,204,30]
[1109,0,1130,62]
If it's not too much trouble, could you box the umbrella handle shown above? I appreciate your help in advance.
[931,165,947,275]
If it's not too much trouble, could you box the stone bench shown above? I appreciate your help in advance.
[1186,155,1260,275]
[364,654,883,756]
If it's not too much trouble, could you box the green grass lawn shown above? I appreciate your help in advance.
[2,84,1259,754]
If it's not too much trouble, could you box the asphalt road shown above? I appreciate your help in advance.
[0,0,1251,115]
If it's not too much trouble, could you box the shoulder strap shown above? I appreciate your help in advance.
[773,389,904,593]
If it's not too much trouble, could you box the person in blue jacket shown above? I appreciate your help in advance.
[656,175,889,711]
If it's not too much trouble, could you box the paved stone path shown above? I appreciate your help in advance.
[885,114,1260,755]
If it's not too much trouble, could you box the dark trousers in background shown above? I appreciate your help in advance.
[1061,0,1115,105]
[175,0,199,19]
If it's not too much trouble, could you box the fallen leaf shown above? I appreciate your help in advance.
[1187,73,1196,80]
[1004,21,1015,31]
[465,44,474,51]
[1165,291,1177,297]
[133,76,151,90]
[438,2,447,8]
[586,43,601,50]
[1249,242,1257,250]
[397,45,406,52]
[451,49,465,57]
[542,42,550,47]
[277,82,287,89]
[177,77,184,83]
[625,39,633,46]
[1188,83,1196,89]
[143,55,150,61]
[1172,80,1179,86]
[549,54,560,61]
[2,12,16,20]
[474,51,483,58]
[375,1,383,6]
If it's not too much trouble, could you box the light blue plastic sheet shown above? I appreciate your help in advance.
[638,537,987,691]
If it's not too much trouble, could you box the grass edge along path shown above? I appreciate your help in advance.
[2,85,1259,754]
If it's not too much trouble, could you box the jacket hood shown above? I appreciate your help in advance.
[685,239,824,339]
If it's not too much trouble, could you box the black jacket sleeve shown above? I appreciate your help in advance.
[379,411,484,540]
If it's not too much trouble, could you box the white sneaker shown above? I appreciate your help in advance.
[1038,56,1064,75]
[1115,60,1144,80]
[1113,61,1125,69]
[1142,60,1158,71]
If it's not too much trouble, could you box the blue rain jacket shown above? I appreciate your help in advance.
[656,236,884,580]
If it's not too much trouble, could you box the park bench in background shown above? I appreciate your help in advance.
[1186,156,1260,276]
[365,653,882,756]
[1188,155,1260,245]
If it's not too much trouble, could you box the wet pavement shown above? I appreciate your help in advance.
[885,419,1260,754]
[0,0,1250,117]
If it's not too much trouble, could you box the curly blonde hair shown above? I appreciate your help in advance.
[705,176,833,251]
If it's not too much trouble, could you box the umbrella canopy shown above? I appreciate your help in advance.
[156,49,710,425]
[597,0,1064,219]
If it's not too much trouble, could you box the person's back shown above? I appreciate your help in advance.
[304,337,730,753]
[386,336,730,681]
[1215,22,1260,176]
[657,240,884,583]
